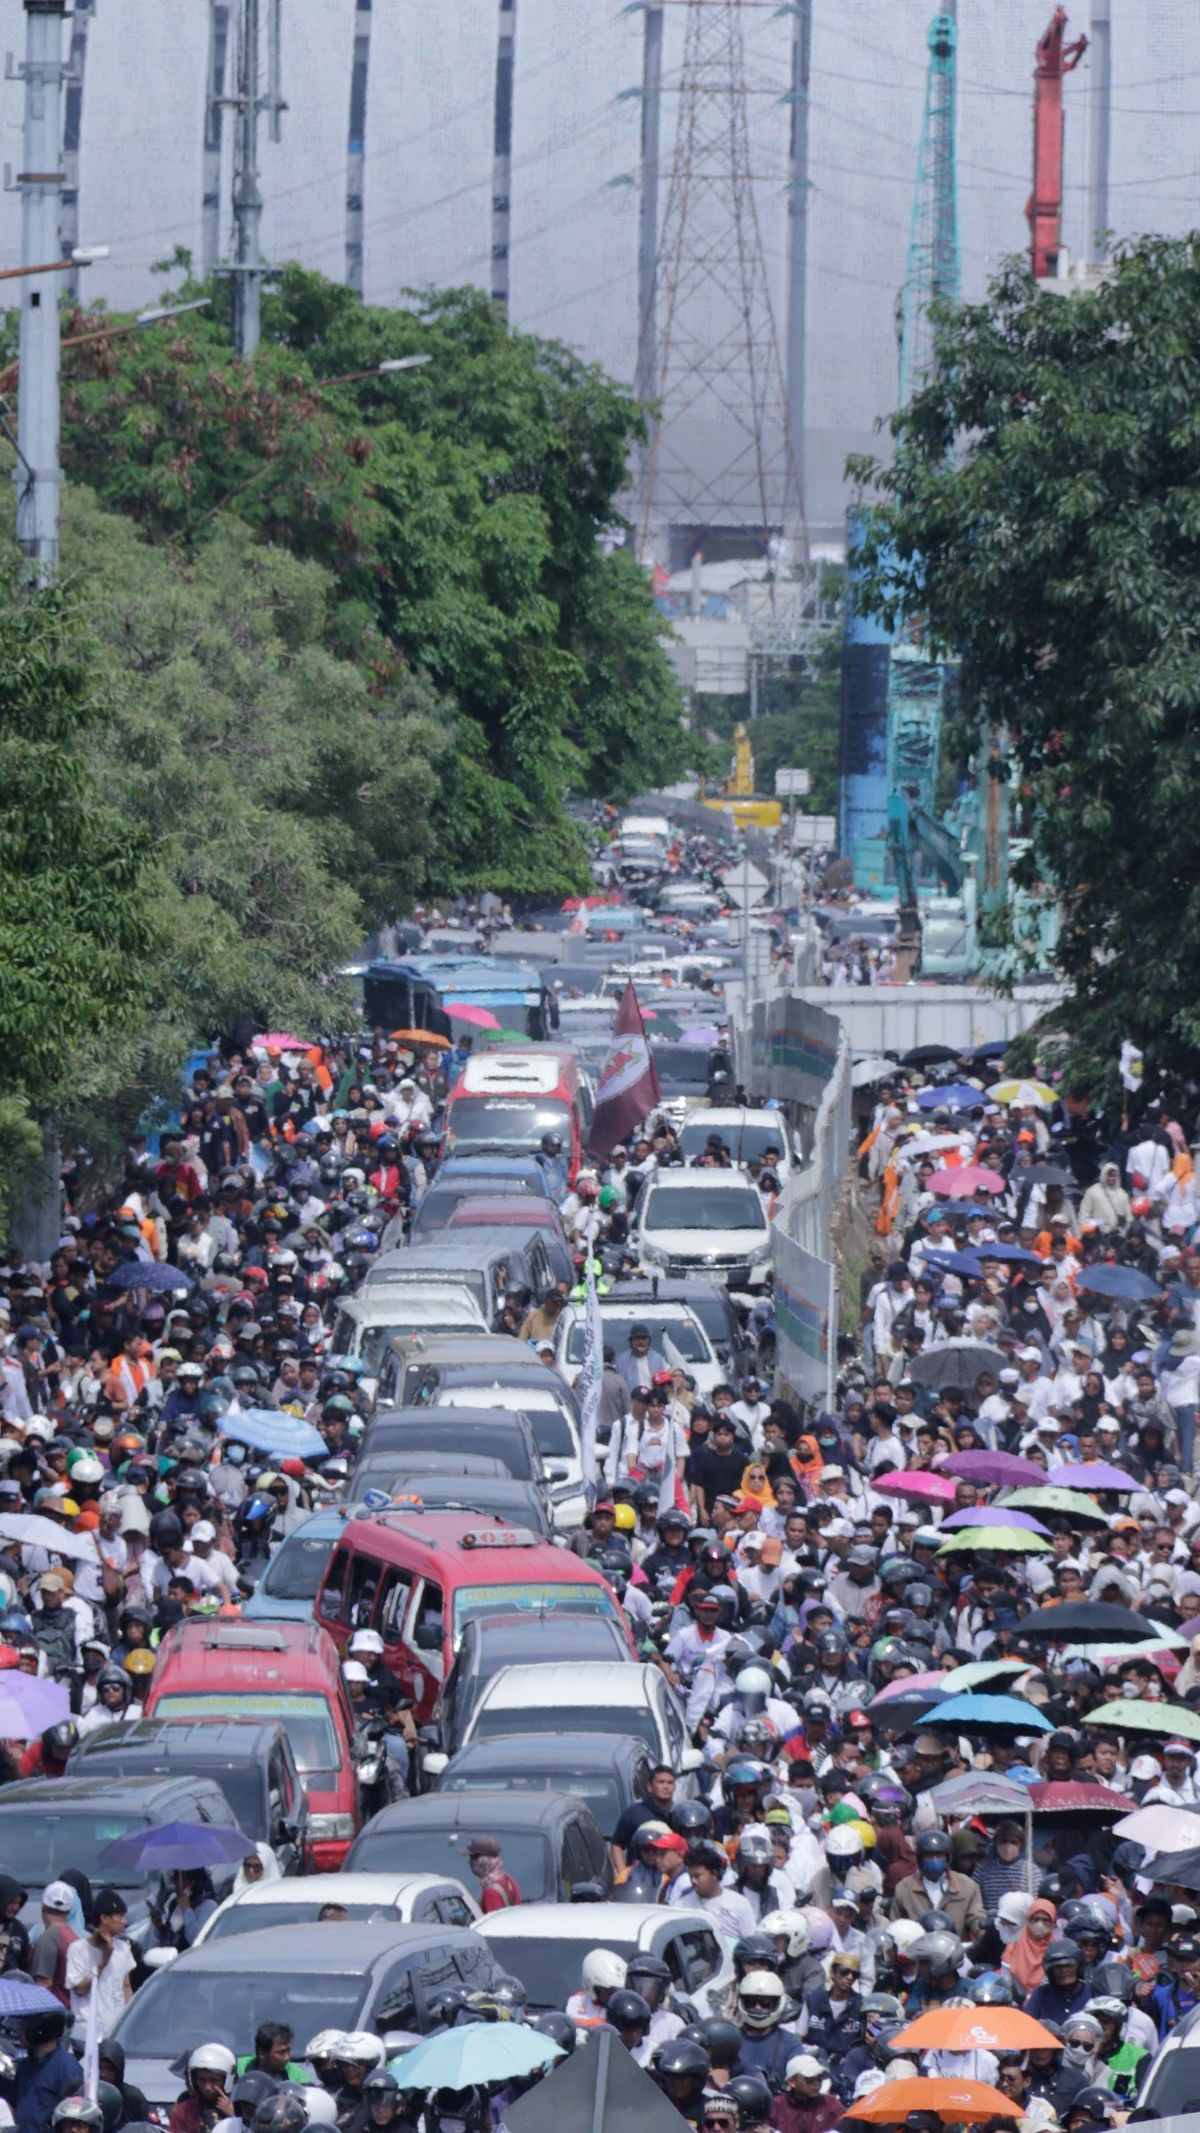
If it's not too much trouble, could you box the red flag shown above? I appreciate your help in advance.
[588,982,661,1162]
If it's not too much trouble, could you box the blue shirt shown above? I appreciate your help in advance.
[15,2045,84,2133]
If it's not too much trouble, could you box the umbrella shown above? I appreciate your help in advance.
[929,1166,1006,1196]
[928,1771,1035,1816]
[988,1079,1056,1108]
[1075,1263,1163,1304]
[1028,1781,1130,1815]
[899,1132,967,1159]
[928,1201,999,1222]
[923,1691,1053,1734]
[998,1487,1111,1524]
[1140,1845,1200,1893]
[99,1819,258,1872]
[252,1032,308,1051]
[869,1671,948,1707]
[1081,1698,1200,1744]
[852,1057,900,1088]
[678,1024,722,1047]
[389,1028,450,1049]
[939,1507,1051,1535]
[976,1242,1044,1267]
[940,1659,1034,1694]
[908,1340,1007,1390]
[850,2077,1018,2123]
[938,1450,1045,1487]
[937,1526,1051,1555]
[970,1041,1011,1063]
[894,2009,1061,2053]
[872,1471,958,1505]
[0,1512,102,1564]
[0,1980,74,2018]
[479,1028,533,1045]
[916,1085,983,1112]
[1019,1602,1165,1644]
[106,1262,191,1293]
[869,1693,949,1734]
[1046,1461,1138,1492]
[391,2022,563,2090]
[902,1045,963,1066]
[1116,1803,1200,1852]
[922,1248,988,1279]
[0,1675,71,1737]
[1018,1163,1075,1189]
[218,1410,327,1460]
[444,1002,501,1030]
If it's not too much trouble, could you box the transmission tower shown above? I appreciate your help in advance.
[636,0,806,572]
[898,12,959,405]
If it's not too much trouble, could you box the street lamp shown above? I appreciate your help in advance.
[313,352,432,389]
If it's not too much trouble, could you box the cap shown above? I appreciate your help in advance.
[42,1881,74,1913]
[786,2059,826,2082]
[466,1835,501,1858]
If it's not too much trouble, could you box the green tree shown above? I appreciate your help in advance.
[849,236,1200,1089]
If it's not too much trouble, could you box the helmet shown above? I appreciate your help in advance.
[918,1911,954,1936]
[735,1969,786,2033]
[425,1990,469,2031]
[825,1826,863,1860]
[148,1511,183,1551]
[531,2013,576,2057]
[189,2046,237,2083]
[816,1630,845,1658]
[305,2034,349,2064]
[44,1721,79,1756]
[1090,1962,1135,2007]
[737,1828,774,1868]
[95,1665,130,1697]
[231,2076,283,2115]
[607,1990,652,2033]
[464,1975,527,2022]
[613,1504,637,1534]
[253,2099,310,2133]
[1045,1938,1083,1971]
[724,2074,774,2129]
[303,2098,339,2128]
[971,1972,1015,2005]
[915,1830,951,1864]
[361,2074,400,2100]
[723,1758,769,1794]
[670,1801,713,1840]
[732,1935,780,1979]
[337,2035,386,2069]
[1067,2089,1116,2124]
[582,1949,628,1994]
[737,1718,779,1758]
[760,1910,809,1959]
[95,2088,122,2133]
[52,2106,103,2131]
[863,1994,904,2026]
[652,2039,711,2088]
[124,1650,155,1677]
[911,1931,963,1981]
[1086,1996,1128,2025]
[626,1953,672,1993]
[734,1665,774,1711]
[699,2020,744,2070]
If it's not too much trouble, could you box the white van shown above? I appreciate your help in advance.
[677,1106,794,1179]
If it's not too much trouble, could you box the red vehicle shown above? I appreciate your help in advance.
[445,1196,569,1243]
[316,1509,630,1724]
[145,1619,360,1869]
[442,1047,590,1182]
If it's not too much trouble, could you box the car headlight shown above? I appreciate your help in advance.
[308,1813,355,1840]
[641,1240,668,1265]
[748,1242,772,1265]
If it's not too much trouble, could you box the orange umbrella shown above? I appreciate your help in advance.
[894,2009,1062,2053]
[389,1029,450,1049]
[851,2078,1019,2124]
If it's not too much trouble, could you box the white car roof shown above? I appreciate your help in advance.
[478,1902,701,1942]
[344,1291,483,1321]
[560,1298,699,1321]
[644,1169,758,1191]
[477,1662,658,1711]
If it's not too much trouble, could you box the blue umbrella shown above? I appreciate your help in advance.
[1076,1263,1163,1304]
[922,1692,1053,1734]
[969,1040,1011,1063]
[923,1247,987,1279]
[976,1241,1043,1266]
[391,2023,563,2090]
[0,1979,71,2017]
[106,1261,192,1293]
[916,1084,983,1111]
[928,1201,995,1222]
[218,1409,327,1460]
[99,1820,257,1872]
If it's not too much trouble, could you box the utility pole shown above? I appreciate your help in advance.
[783,0,812,549]
[230,0,263,358]
[491,0,516,315]
[202,2,232,277]
[12,0,67,583]
[1087,0,1111,260]
[60,0,95,299]
[634,2,662,413]
[346,0,372,296]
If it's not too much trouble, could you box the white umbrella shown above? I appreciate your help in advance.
[0,1512,98,1564]
[852,1057,899,1089]
[1114,1803,1200,1852]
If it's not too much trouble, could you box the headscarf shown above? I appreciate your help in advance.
[232,1841,281,1897]
[1003,1897,1056,1992]
[60,1867,93,1937]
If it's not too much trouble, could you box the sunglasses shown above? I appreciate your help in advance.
[831,1964,857,1975]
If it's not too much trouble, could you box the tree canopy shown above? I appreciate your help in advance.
[849,235,1200,1090]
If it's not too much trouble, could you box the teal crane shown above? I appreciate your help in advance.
[898,12,960,406]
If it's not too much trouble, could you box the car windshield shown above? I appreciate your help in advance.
[154,1694,338,1776]
[678,1120,786,1166]
[350,1827,551,1901]
[646,1047,710,1088]
[358,1320,474,1372]
[643,1187,765,1233]
[440,1389,574,1458]
[443,1767,624,1838]
[258,1530,335,1601]
[565,1314,710,1366]
[471,1703,658,1753]
[451,1583,619,1645]
[0,1812,153,1891]
[206,1900,399,1942]
[1138,2058,1200,2120]
[445,1099,572,1156]
[494,1934,637,2010]
[377,1430,531,1481]
[113,1966,366,2058]
[675,1291,737,1352]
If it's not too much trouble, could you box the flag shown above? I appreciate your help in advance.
[578,1208,603,1509]
[82,1971,100,2101]
[588,982,661,1162]
[1119,1040,1144,1095]
[657,1420,678,1517]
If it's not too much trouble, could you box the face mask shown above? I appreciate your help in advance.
[923,1859,948,1880]
[1063,2042,1093,2068]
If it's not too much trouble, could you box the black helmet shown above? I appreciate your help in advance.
[253,2098,310,2133]
[816,1630,845,1658]
[971,1973,1016,2005]
[541,1134,563,1156]
[724,2075,774,2129]
[531,2013,576,2057]
[148,1509,183,1551]
[652,2038,711,2086]
[24,2010,67,2050]
[362,2074,400,2100]
[627,1953,672,1987]
[95,2088,124,2133]
[732,1934,780,1979]
[918,1910,954,1935]
[698,2020,743,2070]
[426,1989,470,2029]
[1090,1962,1135,2007]
[916,1830,951,1864]
[231,2076,281,2114]
[670,1800,713,1839]
[1068,2090,1117,2125]
[1045,1938,1082,1970]
[44,1720,79,1756]
[607,1990,652,2033]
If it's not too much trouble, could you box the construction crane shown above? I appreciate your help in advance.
[1028,7,1088,279]
[898,12,960,406]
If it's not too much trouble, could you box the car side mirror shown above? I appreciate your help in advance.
[569,1880,608,1904]
[679,1745,703,1774]
[413,1618,443,1653]
[547,1464,569,1483]
[422,1750,449,1777]
[144,1947,178,1971]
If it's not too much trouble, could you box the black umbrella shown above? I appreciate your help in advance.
[866,1694,946,1735]
[1016,1601,1164,1644]
[1020,1163,1075,1189]
[902,1044,963,1066]
[1143,1846,1200,1893]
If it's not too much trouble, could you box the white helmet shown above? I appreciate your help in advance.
[188,2045,236,2083]
[349,1630,384,1657]
[761,1909,810,1959]
[735,1665,774,1709]
[997,1892,1034,1943]
[582,1949,628,1995]
[304,2097,340,2126]
[71,1455,104,1485]
[825,1826,863,1860]
[337,2034,386,2069]
[306,2033,349,2063]
[0,2099,14,2130]
[736,1970,786,2033]
[889,1919,927,1958]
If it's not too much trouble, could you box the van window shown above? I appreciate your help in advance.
[318,1548,348,1624]
[330,1311,355,1354]
[412,1581,446,1681]
[378,1352,399,1402]
[378,1568,414,1644]
[346,1555,380,1629]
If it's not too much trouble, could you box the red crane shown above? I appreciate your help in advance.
[1027,7,1088,279]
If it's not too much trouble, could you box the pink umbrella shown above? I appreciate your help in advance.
[1047,1461,1137,1492]
[940,1506,1051,1535]
[929,1165,1006,1196]
[937,1449,1046,1487]
[253,1031,308,1051]
[872,1471,958,1505]
[445,1002,501,1030]
[869,1671,946,1707]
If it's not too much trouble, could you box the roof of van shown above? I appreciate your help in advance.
[459,1048,579,1098]
[150,1617,343,1691]
[333,1509,607,1586]
[387,1334,536,1365]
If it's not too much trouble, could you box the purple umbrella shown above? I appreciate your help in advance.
[939,1505,1051,1535]
[0,1674,71,1738]
[1047,1461,1138,1492]
[677,1025,722,1047]
[937,1449,1046,1486]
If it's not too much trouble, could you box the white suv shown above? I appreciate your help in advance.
[634,1170,772,1289]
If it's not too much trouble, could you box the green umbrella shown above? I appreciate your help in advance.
[1080,1698,1200,1743]
[937,1526,1051,1553]
[478,1027,533,1045]
[998,1486,1111,1524]
[940,1659,1034,1693]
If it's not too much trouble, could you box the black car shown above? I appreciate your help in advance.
[375,1473,551,1539]
[355,1408,547,1493]
[67,1719,308,1872]
[0,1773,244,1940]
[435,1610,634,1760]
[345,1788,611,1902]
[433,1731,655,1844]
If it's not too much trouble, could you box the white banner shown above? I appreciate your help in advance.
[578,1209,603,1506]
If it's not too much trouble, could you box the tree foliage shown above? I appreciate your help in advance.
[849,236,1200,1088]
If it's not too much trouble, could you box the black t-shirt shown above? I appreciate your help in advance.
[612,1796,664,1855]
[687,1443,745,1501]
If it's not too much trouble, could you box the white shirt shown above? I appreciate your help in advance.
[65,1934,136,2031]
[674,1883,758,1937]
